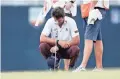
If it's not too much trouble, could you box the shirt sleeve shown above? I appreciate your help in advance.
[41,19,51,36]
[69,18,79,38]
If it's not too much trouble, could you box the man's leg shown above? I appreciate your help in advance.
[64,59,70,71]
[39,43,60,70]
[65,46,80,70]
[94,40,103,69]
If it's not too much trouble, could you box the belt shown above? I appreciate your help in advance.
[94,7,106,10]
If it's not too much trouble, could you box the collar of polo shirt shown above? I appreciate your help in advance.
[54,19,67,25]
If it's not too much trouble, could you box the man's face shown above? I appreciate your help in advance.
[54,17,64,25]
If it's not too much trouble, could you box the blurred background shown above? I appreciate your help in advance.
[1,0,120,72]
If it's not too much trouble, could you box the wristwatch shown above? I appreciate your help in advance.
[56,40,61,48]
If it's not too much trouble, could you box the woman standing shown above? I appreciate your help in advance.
[74,0,109,71]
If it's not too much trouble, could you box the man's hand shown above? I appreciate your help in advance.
[50,46,59,53]
[58,40,70,49]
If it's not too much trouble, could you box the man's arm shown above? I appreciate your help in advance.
[40,35,79,48]
[57,35,80,49]
[40,34,56,46]
[66,18,80,47]
[58,18,80,48]
[40,18,55,45]
[68,35,80,47]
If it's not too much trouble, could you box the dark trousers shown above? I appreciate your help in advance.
[39,43,80,68]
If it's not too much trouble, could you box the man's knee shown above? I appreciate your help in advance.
[39,43,51,59]
[39,43,49,51]
[68,46,80,68]
[39,43,48,48]
[70,46,80,57]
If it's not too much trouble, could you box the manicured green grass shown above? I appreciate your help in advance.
[1,69,120,79]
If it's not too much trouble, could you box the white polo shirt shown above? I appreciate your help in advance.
[41,16,79,41]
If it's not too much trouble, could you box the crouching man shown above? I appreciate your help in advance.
[39,7,80,70]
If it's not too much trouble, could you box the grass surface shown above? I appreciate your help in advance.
[1,69,120,79]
